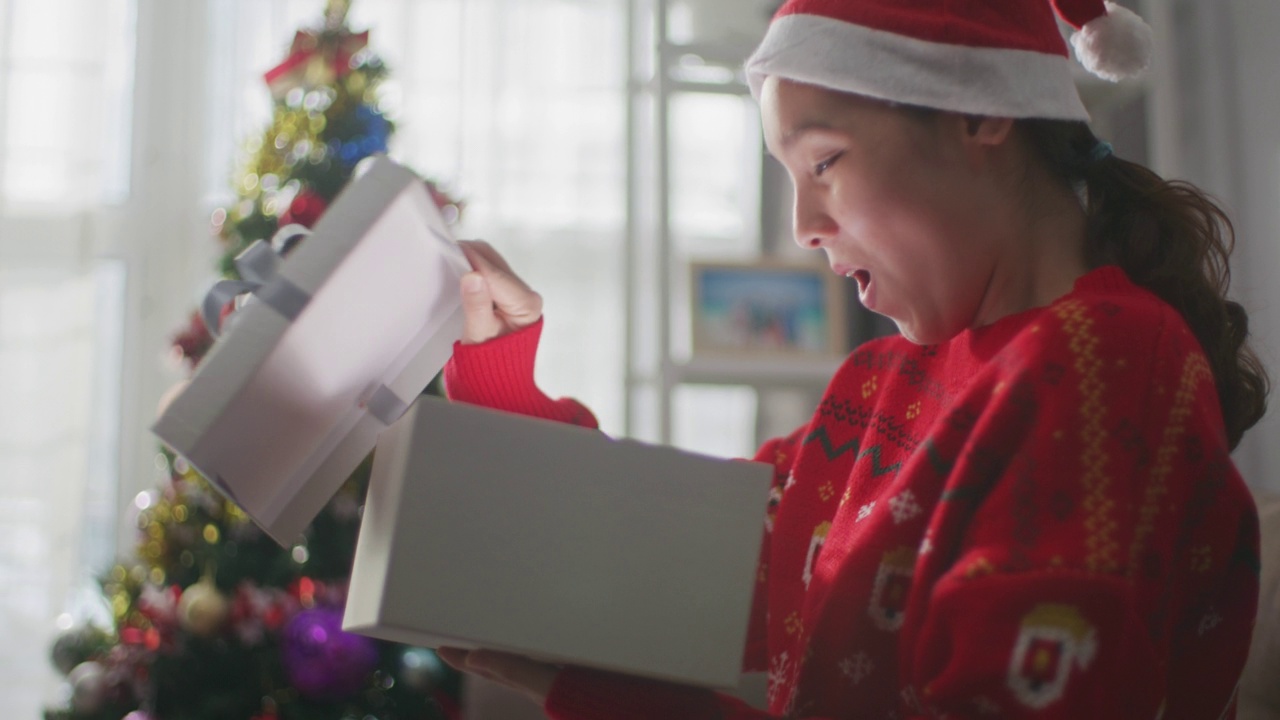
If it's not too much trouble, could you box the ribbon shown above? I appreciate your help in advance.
[201,225,314,338]
[363,384,411,426]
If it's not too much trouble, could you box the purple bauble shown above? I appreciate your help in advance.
[280,607,379,701]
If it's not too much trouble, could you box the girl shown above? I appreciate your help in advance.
[437,1,1269,717]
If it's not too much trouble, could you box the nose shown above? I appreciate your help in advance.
[792,189,838,250]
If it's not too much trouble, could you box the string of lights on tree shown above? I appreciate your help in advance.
[45,2,463,718]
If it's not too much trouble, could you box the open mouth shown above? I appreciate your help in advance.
[849,269,871,293]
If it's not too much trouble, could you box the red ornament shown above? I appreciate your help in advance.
[280,190,329,229]
[171,311,213,368]
[423,180,464,222]
[137,584,180,626]
[291,577,317,608]
[230,582,299,646]
[425,181,452,209]
[263,605,286,630]
[219,300,237,330]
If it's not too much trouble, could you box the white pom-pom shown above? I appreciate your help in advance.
[1070,1,1154,82]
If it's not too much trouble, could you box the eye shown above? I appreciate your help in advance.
[814,152,843,177]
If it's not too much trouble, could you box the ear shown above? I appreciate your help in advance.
[952,115,1015,169]
[962,115,1015,147]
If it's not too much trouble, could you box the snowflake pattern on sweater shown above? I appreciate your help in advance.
[444,266,1260,720]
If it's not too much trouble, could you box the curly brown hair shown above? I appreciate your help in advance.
[1020,119,1269,450]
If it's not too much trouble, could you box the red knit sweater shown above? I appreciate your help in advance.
[443,266,1260,720]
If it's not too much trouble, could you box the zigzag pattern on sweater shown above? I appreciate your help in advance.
[803,426,901,477]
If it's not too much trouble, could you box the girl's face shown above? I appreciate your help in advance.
[760,77,1014,345]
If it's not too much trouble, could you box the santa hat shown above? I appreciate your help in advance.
[745,0,1153,121]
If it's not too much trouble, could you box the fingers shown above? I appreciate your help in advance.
[459,239,516,276]
[439,647,559,703]
[437,646,468,670]
[459,272,505,345]
[473,651,556,700]
[456,240,544,337]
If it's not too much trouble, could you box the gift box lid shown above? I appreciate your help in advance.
[152,156,470,545]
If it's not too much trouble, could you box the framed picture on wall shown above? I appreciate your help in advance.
[690,259,847,360]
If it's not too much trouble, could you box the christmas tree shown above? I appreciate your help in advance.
[44,2,463,718]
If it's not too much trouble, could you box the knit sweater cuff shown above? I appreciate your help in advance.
[444,318,544,407]
[544,667,724,720]
[443,318,598,428]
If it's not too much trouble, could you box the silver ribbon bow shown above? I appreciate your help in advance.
[363,383,412,426]
[201,224,314,337]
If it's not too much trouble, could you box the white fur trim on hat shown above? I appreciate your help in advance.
[1070,1,1154,81]
[746,14,1090,121]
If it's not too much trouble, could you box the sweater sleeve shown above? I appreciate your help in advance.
[442,318,598,428]
[896,303,1260,719]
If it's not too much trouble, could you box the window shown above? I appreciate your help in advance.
[0,0,135,713]
[206,0,629,432]
[0,0,135,208]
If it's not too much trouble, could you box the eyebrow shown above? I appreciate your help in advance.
[779,121,837,150]
[763,116,841,161]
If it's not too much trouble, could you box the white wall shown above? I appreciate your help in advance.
[1226,0,1280,496]
[1144,0,1280,496]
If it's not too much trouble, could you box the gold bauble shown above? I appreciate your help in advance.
[344,71,367,96]
[304,55,336,88]
[178,580,229,637]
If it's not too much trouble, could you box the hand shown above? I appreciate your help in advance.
[437,647,560,705]
[457,240,543,344]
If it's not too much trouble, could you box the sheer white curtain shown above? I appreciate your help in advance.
[0,0,136,715]
[206,0,629,432]
[0,0,134,207]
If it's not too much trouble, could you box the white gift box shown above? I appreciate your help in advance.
[152,156,471,544]
[152,155,772,690]
[344,396,772,689]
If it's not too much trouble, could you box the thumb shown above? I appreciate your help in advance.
[459,272,503,344]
